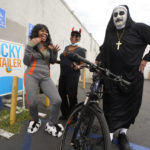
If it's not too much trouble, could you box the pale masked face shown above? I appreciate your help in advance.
[113,7,127,29]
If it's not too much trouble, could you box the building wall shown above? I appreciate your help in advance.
[143,45,150,79]
[0,0,99,84]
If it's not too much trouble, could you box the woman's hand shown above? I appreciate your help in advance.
[31,37,41,45]
[139,60,147,73]
[48,44,60,52]
[72,62,80,71]
[54,44,61,52]
[63,51,67,56]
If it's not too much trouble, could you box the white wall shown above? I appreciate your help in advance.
[0,0,99,84]
[143,45,150,79]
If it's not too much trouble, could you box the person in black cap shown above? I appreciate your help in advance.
[96,5,150,150]
[58,28,86,120]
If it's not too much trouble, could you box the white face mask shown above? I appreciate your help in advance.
[70,42,79,46]
[113,6,127,29]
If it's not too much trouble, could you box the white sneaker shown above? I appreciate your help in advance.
[57,123,64,132]
[45,123,64,137]
[27,119,41,133]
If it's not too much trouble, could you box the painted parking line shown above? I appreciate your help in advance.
[0,129,14,139]
[38,112,47,118]
[22,132,32,150]
[4,104,47,117]
[130,143,150,150]
[4,103,21,110]
[21,119,46,150]
[113,139,150,150]
[68,126,150,150]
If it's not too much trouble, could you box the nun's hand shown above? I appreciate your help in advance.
[139,60,147,73]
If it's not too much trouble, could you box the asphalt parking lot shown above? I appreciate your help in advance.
[0,81,150,150]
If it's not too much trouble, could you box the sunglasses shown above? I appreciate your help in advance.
[71,33,80,37]
[113,11,125,17]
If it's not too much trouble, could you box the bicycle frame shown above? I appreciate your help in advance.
[70,72,104,146]
[62,53,130,149]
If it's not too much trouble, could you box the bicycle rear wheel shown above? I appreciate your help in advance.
[60,103,111,150]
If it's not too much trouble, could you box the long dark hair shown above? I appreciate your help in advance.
[29,24,52,47]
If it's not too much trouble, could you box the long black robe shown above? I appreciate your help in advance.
[99,5,150,132]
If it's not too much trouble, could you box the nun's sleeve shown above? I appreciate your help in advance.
[137,23,150,61]
[143,50,150,61]
[137,23,150,44]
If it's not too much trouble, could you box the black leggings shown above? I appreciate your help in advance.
[58,73,80,117]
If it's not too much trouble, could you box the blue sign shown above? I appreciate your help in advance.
[28,23,34,36]
[0,77,23,96]
[0,8,6,29]
[0,40,24,96]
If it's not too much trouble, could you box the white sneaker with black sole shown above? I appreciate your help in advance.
[27,119,41,133]
[45,123,64,137]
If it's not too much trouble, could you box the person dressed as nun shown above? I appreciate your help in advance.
[96,5,150,150]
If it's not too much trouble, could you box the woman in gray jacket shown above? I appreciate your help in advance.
[23,24,63,137]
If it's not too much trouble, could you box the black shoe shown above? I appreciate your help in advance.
[59,115,68,120]
[118,133,130,150]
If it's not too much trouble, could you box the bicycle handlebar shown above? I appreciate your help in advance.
[70,53,131,86]
[72,53,93,65]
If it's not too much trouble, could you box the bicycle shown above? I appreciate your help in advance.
[60,54,131,150]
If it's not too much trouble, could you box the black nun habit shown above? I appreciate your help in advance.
[99,5,150,132]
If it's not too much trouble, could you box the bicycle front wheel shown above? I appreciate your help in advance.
[60,103,111,150]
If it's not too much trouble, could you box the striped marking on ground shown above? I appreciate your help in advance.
[0,129,14,139]
[68,127,150,150]
[0,105,46,140]
[17,97,23,101]
[0,108,26,139]
[0,114,9,122]
[130,143,150,150]
[22,132,32,150]
[2,97,23,104]
[38,112,47,118]
[4,103,21,110]
[4,104,47,118]
[113,139,150,150]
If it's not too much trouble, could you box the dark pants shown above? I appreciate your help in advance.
[58,73,80,117]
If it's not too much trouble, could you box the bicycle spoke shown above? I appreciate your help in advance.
[61,109,107,150]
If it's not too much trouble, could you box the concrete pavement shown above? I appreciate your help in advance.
[0,81,150,150]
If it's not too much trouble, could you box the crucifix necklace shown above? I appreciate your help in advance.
[116,29,125,50]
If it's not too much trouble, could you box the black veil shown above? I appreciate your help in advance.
[106,5,134,32]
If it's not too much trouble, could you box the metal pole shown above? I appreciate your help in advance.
[45,96,50,107]
[82,69,86,89]
[10,76,18,125]
[148,72,150,79]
